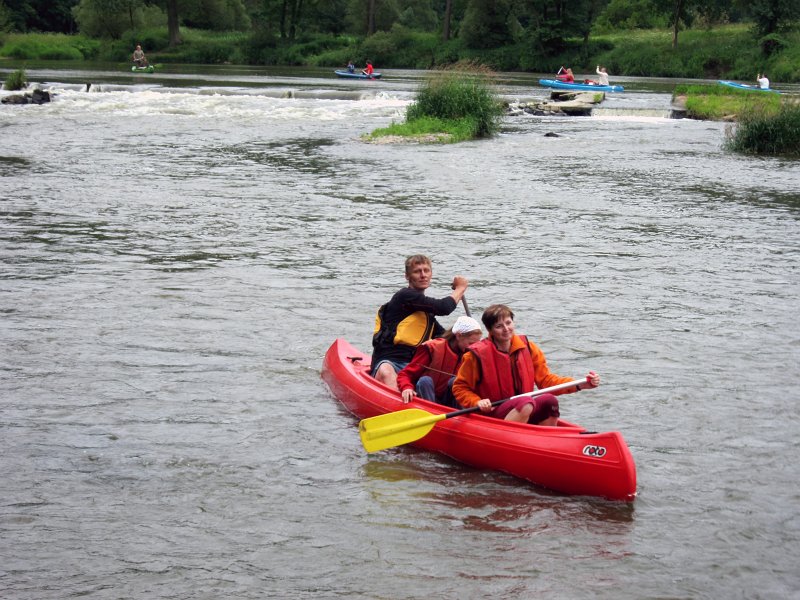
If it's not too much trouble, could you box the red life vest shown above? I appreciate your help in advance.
[422,338,461,398]
[468,335,535,401]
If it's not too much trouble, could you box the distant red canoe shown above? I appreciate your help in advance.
[321,338,637,502]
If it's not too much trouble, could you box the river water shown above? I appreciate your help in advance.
[1,64,799,599]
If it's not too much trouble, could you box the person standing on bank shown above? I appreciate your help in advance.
[371,254,468,391]
[452,304,599,425]
[397,315,482,407]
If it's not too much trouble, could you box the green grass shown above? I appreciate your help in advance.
[675,83,781,120]
[592,24,799,80]
[365,115,481,143]
[725,103,800,156]
[0,32,100,60]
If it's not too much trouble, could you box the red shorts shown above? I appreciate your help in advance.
[491,393,559,424]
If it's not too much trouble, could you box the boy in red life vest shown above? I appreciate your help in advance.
[397,316,482,407]
[362,61,374,77]
[452,304,599,425]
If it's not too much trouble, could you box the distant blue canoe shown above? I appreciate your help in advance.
[539,78,624,93]
[335,70,382,80]
[718,80,779,94]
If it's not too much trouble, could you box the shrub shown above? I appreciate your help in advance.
[406,63,504,138]
[4,68,26,90]
[725,103,800,156]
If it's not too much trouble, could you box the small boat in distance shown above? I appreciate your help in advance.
[335,70,382,80]
[131,65,155,74]
[539,78,624,93]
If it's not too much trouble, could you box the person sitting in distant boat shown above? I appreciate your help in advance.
[556,67,574,83]
[452,304,599,425]
[346,60,355,73]
[132,44,148,68]
[371,254,468,391]
[595,66,609,86]
[397,315,482,408]
[362,61,374,78]
[757,73,770,89]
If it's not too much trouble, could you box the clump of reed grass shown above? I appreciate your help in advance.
[4,68,27,91]
[725,102,800,156]
[406,62,504,139]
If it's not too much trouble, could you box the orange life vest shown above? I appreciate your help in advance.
[468,335,535,401]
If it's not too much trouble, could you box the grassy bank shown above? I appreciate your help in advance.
[674,83,782,120]
[675,83,799,156]
[594,25,800,82]
[1,24,799,83]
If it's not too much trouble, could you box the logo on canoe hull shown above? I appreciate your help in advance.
[582,445,607,457]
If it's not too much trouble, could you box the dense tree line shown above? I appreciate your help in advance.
[1,0,797,51]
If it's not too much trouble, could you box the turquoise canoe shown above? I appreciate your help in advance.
[335,70,382,80]
[718,80,779,94]
[539,78,624,93]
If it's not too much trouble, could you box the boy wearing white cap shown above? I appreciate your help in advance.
[396,315,482,407]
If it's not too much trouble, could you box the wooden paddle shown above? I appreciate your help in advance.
[461,296,471,317]
[359,378,587,453]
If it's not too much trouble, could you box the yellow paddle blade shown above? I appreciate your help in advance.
[358,408,446,453]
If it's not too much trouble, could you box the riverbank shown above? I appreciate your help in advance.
[1,24,799,83]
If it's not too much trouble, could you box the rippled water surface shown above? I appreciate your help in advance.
[1,66,799,599]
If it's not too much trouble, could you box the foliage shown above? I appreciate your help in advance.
[1,0,11,33]
[0,31,100,59]
[2,0,78,33]
[459,0,514,50]
[181,0,250,32]
[357,24,438,68]
[592,24,788,79]
[72,0,147,39]
[725,102,800,156]
[594,0,668,31]
[3,66,26,89]
[405,62,504,138]
[747,0,800,38]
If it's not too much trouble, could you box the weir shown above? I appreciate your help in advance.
[591,107,680,119]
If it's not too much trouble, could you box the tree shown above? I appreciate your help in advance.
[5,0,79,32]
[743,0,800,37]
[442,0,451,39]
[72,0,140,38]
[182,0,250,31]
[166,0,179,45]
[459,0,514,50]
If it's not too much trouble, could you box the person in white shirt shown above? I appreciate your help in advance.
[756,73,770,89]
[596,66,609,86]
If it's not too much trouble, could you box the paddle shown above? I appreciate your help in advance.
[461,296,471,317]
[359,377,587,453]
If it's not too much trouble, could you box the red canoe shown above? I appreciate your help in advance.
[322,338,637,502]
